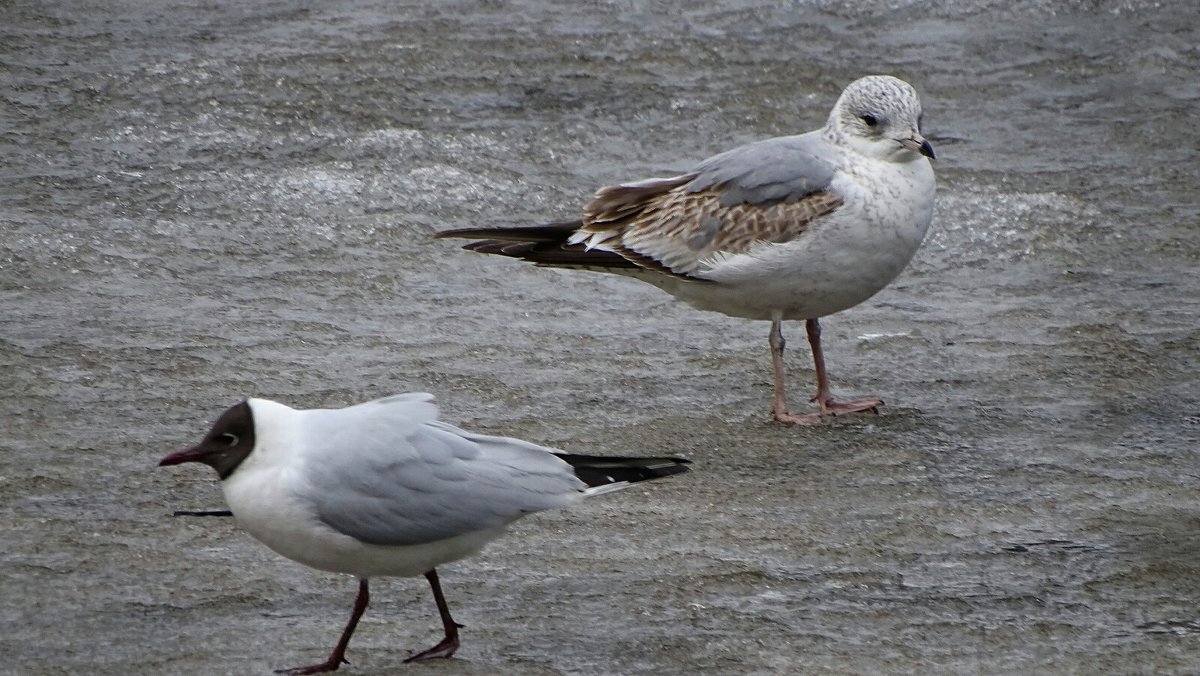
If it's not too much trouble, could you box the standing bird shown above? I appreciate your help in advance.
[159,393,689,673]
[438,75,936,425]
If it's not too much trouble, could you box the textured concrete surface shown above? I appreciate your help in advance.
[3,1,1198,673]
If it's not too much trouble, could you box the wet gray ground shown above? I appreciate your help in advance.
[3,0,1199,673]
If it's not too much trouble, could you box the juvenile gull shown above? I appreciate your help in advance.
[438,75,936,424]
[159,393,689,673]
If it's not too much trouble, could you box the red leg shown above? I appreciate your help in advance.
[404,569,463,662]
[277,578,370,675]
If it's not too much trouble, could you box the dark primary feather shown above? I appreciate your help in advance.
[554,453,691,489]
[435,220,582,243]
[438,220,644,270]
[171,509,234,517]
[456,236,644,271]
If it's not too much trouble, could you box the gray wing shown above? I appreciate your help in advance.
[578,133,844,276]
[296,394,585,547]
[684,133,838,207]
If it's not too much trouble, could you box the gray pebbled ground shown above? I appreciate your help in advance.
[2,1,1198,674]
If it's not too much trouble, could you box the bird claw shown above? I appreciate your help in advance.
[817,397,883,416]
[403,635,460,662]
[275,660,343,675]
[773,397,883,425]
[772,410,826,426]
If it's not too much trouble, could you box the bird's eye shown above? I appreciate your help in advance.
[861,113,879,128]
[218,432,239,446]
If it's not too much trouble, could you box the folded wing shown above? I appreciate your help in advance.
[438,133,844,278]
[297,395,586,547]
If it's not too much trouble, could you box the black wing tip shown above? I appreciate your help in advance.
[448,238,644,270]
[171,509,234,517]
[557,454,692,488]
[640,458,691,480]
[433,228,492,240]
[460,239,532,255]
[435,225,578,258]
[435,223,680,274]
[434,221,584,243]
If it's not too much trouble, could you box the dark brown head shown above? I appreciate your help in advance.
[159,401,257,480]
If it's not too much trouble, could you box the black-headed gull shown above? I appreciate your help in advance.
[438,75,936,425]
[159,393,689,673]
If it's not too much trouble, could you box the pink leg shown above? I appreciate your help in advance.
[768,318,825,425]
[277,578,370,675]
[404,569,463,662]
[805,318,882,417]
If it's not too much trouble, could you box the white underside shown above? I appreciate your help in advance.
[222,462,505,578]
[218,401,515,579]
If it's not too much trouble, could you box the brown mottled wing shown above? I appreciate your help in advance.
[608,189,843,275]
[579,133,844,277]
[585,174,697,224]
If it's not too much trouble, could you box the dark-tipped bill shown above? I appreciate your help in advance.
[159,445,209,467]
[900,134,935,159]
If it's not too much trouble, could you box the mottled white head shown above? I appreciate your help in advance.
[826,75,934,163]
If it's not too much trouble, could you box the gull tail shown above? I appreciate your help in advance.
[555,454,691,496]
